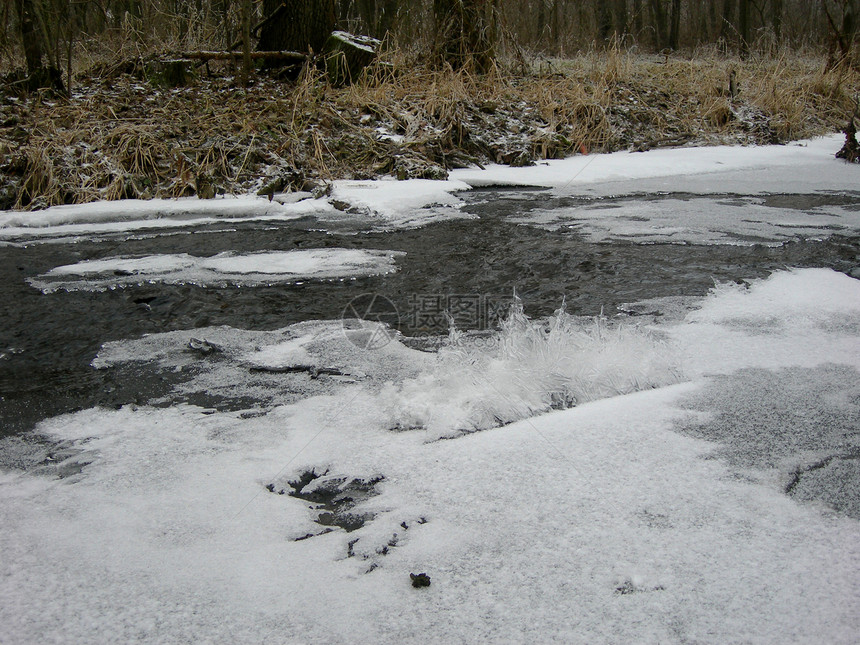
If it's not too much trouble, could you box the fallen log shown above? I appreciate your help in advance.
[175,50,307,63]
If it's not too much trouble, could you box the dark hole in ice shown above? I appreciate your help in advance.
[266,468,384,533]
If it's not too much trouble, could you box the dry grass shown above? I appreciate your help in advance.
[1,46,857,210]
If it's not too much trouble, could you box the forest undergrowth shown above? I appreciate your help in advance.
[1,46,857,211]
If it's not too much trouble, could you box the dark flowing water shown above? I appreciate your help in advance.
[1,189,858,435]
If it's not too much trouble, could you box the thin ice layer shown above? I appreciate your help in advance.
[28,248,405,292]
[510,194,860,245]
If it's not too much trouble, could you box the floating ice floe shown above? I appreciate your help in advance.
[28,248,405,292]
[323,177,474,230]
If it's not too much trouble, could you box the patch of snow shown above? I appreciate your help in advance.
[374,127,405,144]
[670,268,860,375]
[330,30,379,53]
[325,177,473,229]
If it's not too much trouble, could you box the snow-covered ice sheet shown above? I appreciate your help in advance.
[451,134,857,195]
[0,194,333,243]
[4,135,857,241]
[1,268,859,643]
[325,135,860,235]
[670,268,860,375]
[27,248,405,292]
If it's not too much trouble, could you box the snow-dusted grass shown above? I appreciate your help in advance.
[3,50,856,211]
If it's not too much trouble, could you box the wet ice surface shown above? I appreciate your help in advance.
[507,192,860,244]
[677,364,860,518]
[2,138,860,643]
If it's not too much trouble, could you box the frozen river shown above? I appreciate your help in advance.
[0,137,858,643]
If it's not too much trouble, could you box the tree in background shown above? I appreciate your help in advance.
[352,0,400,38]
[822,0,858,67]
[738,0,751,56]
[14,0,44,78]
[669,0,682,50]
[1,0,857,85]
[650,0,667,48]
[258,0,337,54]
[433,0,498,72]
[12,0,66,91]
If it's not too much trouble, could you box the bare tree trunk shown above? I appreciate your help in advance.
[377,0,398,37]
[668,0,681,49]
[16,0,44,76]
[536,0,547,46]
[632,0,644,37]
[214,0,233,48]
[434,0,497,72]
[719,0,734,52]
[650,0,668,49]
[771,0,783,43]
[821,0,857,67]
[356,0,376,34]
[258,0,337,54]
[614,0,628,37]
[598,1,613,41]
[241,0,251,85]
[707,0,719,40]
[739,0,751,56]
